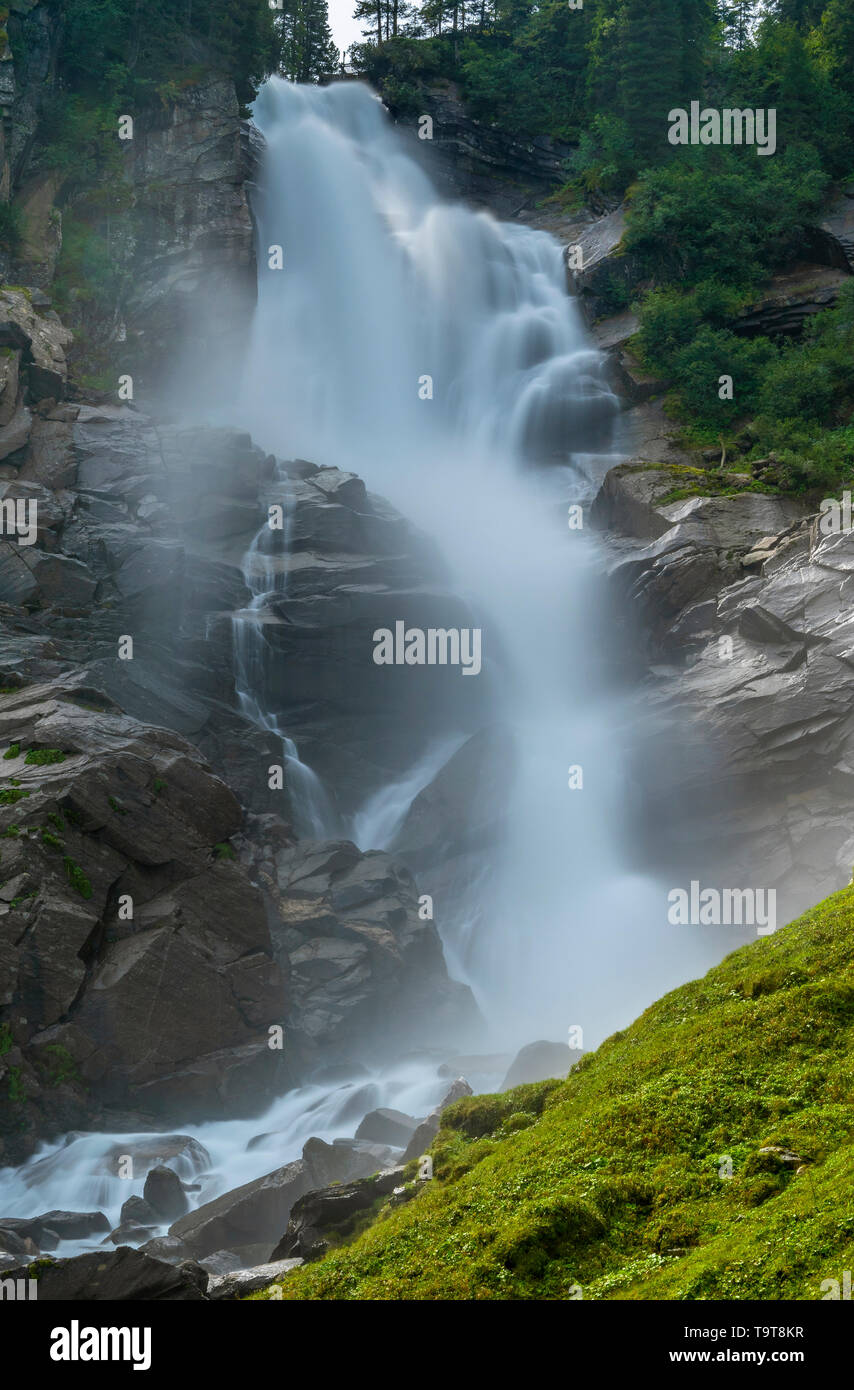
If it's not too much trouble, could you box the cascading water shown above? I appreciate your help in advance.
[0,77,733,1252]
[233,466,339,836]
[236,78,726,1045]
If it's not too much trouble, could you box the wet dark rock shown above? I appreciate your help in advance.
[2,1247,209,1300]
[270,1167,405,1264]
[355,1108,419,1147]
[169,1161,312,1261]
[143,1165,189,1222]
[207,1257,304,1300]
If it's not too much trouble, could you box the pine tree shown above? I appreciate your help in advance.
[280,0,339,81]
[616,0,686,160]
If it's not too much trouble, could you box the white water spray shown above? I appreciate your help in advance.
[237,78,724,1045]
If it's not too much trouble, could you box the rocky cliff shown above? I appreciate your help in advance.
[0,290,476,1165]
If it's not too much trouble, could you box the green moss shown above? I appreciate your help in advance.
[152,779,166,795]
[25,748,67,765]
[47,811,65,834]
[2,824,19,837]
[3,743,19,759]
[0,788,30,804]
[0,1023,12,1057]
[41,829,64,850]
[7,1064,25,1103]
[213,842,236,861]
[62,855,92,900]
[35,1043,79,1087]
[108,796,128,815]
[263,885,854,1301]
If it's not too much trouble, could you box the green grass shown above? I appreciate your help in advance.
[261,885,854,1301]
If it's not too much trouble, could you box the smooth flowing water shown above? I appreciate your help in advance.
[236,78,715,1044]
[0,78,724,1246]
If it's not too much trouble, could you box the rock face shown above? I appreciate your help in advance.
[592,464,810,652]
[593,462,854,926]
[245,460,493,816]
[385,79,573,218]
[256,838,477,1070]
[0,686,288,1157]
[3,10,258,394]
[120,76,259,399]
[0,391,477,1160]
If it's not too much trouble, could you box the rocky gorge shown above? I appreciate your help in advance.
[0,14,852,1307]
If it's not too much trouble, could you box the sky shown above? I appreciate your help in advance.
[327,0,364,55]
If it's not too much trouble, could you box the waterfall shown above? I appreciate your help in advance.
[234,77,725,1048]
[233,464,339,837]
[0,77,732,1250]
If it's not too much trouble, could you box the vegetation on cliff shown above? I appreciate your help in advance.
[262,883,854,1299]
[357,2,854,494]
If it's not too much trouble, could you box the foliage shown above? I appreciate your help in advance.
[63,856,93,900]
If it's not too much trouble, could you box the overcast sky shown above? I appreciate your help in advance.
[327,0,364,55]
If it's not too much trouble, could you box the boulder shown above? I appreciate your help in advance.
[2,1247,209,1300]
[270,1168,405,1264]
[501,1041,582,1090]
[0,1209,110,1245]
[143,1166,189,1222]
[169,1161,312,1261]
[119,1196,158,1229]
[207,1258,304,1300]
[355,1108,419,1148]
[137,1234,194,1266]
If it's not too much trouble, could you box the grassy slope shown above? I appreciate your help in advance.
[260,887,854,1301]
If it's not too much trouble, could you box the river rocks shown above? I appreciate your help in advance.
[270,1166,405,1264]
[355,1108,419,1147]
[207,1257,304,1300]
[143,1166,188,1222]
[169,1160,312,1261]
[0,1209,110,1246]
[301,1136,395,1188]
[3,1247,210,1300]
